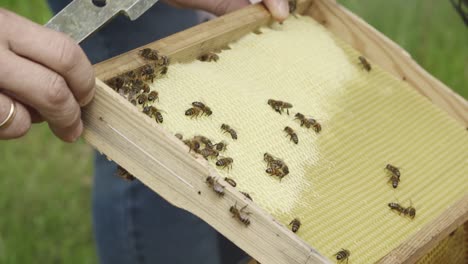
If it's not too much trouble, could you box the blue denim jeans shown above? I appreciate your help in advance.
[48,1,246,263]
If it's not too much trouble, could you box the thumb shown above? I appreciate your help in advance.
[165,0,250,16]
[263,0,289,21]
[164,0,289,21]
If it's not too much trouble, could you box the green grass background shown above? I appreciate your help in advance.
[0,0,466,263]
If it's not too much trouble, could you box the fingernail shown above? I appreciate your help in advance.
[71,120,83,142]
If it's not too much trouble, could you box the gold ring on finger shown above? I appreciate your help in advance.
[0,98,17,129]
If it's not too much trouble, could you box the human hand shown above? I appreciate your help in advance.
[165,0,290,21]
[0,9,95,142]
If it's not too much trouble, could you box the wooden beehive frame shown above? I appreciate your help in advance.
[83,1,468,263]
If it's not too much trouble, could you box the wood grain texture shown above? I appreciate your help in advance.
[84,1,467,264]
[377,195,468,264]
[306,0,468,126]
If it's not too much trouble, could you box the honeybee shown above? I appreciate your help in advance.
[140,64,156,82]
[110,75,136,94]
[385,164,401,178]
[175,133,183,140]
[106,76,124,91]
[193,135,213,149]
[334,249,350,263]
[158,55,169,67]
[116,165,135,181]
[404,205,416,219]
[266,166,289,180]
[230,203,251,226]
[294,113,317,128]
[284,126,298,144]
[221,124,238,140]
[216,157,233,170]
[148,91,159,102]
[264,153,285,169]
[224,177,237,187]
[142,106,152,116]
[142,106,164,123]
[267,99,293,115]
[137,93,149,105]
[312,122,322,133]
[289,218,301,233]
[214,141,228,152]
[139,48,159,60]
[127,80,142,94]
[154,111,163,123]
[127,88,137,100]
[185,107,203,119]
[130,98,137,105]
[184,139,201,153]
[198,52,219,62]
[388,202,416,219]
[240,191,253,201]
[191,101,206,109]
[192,101,212,116]
[388,202,405,214]
[358,55,372,72]
[264,152,275,165]
[294,113,306,125]
[199,148,219,160]
[388,174,400,188]
[206,176,225,196]
[159,66,168,75]
[125,70,138,79]
[133,79,150,93]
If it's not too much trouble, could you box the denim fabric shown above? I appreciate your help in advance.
[47,1,247,263]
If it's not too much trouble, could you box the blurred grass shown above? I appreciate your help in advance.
[0,0,51,23]
[340,0,468,99]
[0,0,466,263]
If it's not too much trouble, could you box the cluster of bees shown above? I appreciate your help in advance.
[179,134,231,165]
[105,48,169,124]
[260,99,322,184]
[176,130,254,225]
